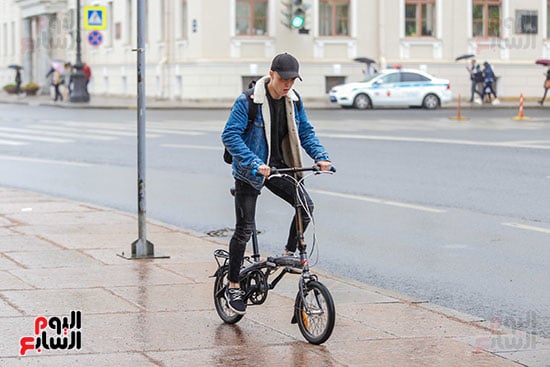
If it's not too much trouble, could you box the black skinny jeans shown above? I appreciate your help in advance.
[228,177,314,283]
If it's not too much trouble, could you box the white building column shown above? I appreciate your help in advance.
[22,17,33,84]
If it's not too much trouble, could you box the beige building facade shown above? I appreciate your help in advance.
[1,0,550,100]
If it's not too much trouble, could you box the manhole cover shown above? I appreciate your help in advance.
[206,228,234,237]
[206,228,262,237]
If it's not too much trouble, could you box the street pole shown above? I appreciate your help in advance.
[70,0,90,103]
[119,0,168,260]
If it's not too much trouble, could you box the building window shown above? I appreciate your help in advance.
[472,0,501,38]
[236,0,268,36]
[515,10,537,34]
[319,0,350,36]
[405,0,435,37]
[325,76,346,93]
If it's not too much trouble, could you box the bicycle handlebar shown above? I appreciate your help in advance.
[252,165,336,177]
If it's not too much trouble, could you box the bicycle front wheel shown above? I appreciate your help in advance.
[213,266,244,324]
[294,280,335,344]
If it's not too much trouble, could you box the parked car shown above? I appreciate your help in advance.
[329,68,452,110]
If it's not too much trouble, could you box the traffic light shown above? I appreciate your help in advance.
[291,0,305,29]
[281,0,309,33]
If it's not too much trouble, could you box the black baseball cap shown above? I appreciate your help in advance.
[270,53,302,81]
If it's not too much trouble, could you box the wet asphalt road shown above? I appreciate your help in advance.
[0,105,548,338]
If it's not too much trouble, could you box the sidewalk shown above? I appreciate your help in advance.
[1,187,548,366]
[0,91,543,110]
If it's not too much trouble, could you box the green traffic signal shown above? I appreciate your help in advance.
[291,9,305,28]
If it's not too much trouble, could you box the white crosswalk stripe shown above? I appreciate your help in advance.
[0,119,209,147]
[0,138,27,146]
[0,126,115,141]
[0,131,70,143]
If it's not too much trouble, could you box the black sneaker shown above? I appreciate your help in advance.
[224,287,246,315]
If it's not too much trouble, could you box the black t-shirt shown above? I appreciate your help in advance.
[266,88,288,168]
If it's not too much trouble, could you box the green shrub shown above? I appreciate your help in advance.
[21,82,39,91]
[3,84,17,94]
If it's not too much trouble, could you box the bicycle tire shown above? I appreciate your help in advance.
[213,266,244,324]
[294,280,335,344]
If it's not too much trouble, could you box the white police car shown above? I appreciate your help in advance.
[329,68,452,110]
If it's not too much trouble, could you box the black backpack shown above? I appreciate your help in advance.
[223,88,257,164]
[223,87,302,164]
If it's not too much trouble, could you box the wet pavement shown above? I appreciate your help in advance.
[1,187,549,366]
[0,91,549,365]
[0,90,545,110]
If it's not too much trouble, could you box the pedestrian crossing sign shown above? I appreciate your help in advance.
[83,6,107,30]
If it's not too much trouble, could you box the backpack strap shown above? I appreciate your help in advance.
[243,87,258,131]
[293,89,303,113]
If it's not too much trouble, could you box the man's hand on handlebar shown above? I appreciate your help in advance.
[257,164,272,178]
[316,160,332,172]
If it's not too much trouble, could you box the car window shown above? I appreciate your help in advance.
[400,72,430,82]
[378,73,400,84]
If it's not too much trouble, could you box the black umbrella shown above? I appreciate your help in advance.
[8,64,23,70]
[455,54,475,61]
[354,57,376,64]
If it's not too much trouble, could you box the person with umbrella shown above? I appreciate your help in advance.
[354,57,377,78]
[467,59,483,104]
[538,68,550,106]
[46,62,64,102]
[15,68,22,95]
[481,61,499,105]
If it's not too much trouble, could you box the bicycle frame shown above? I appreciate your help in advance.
[213,165,336,344]
[214,166,333,301]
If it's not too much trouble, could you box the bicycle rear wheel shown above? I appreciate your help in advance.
[294,280,335,344]
[213,266,244,324]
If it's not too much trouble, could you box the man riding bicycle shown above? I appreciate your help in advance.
[221,53,332,315]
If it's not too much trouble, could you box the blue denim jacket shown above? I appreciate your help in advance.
[222,76,330,191]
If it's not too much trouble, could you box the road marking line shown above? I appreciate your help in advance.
[161,144,219,150]
[502,222,550,234]
[0,155,91,167]
[310,189,446,213]
[0,132,70,143]
[0,127,115,141]
[148,129,204,136]
[317,133,550,150]
[34,125,159,138]
[0,139,27,146]
[51,121,203,136]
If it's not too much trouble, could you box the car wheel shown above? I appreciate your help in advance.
[422,94,440,110]
[353,94,372,110]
